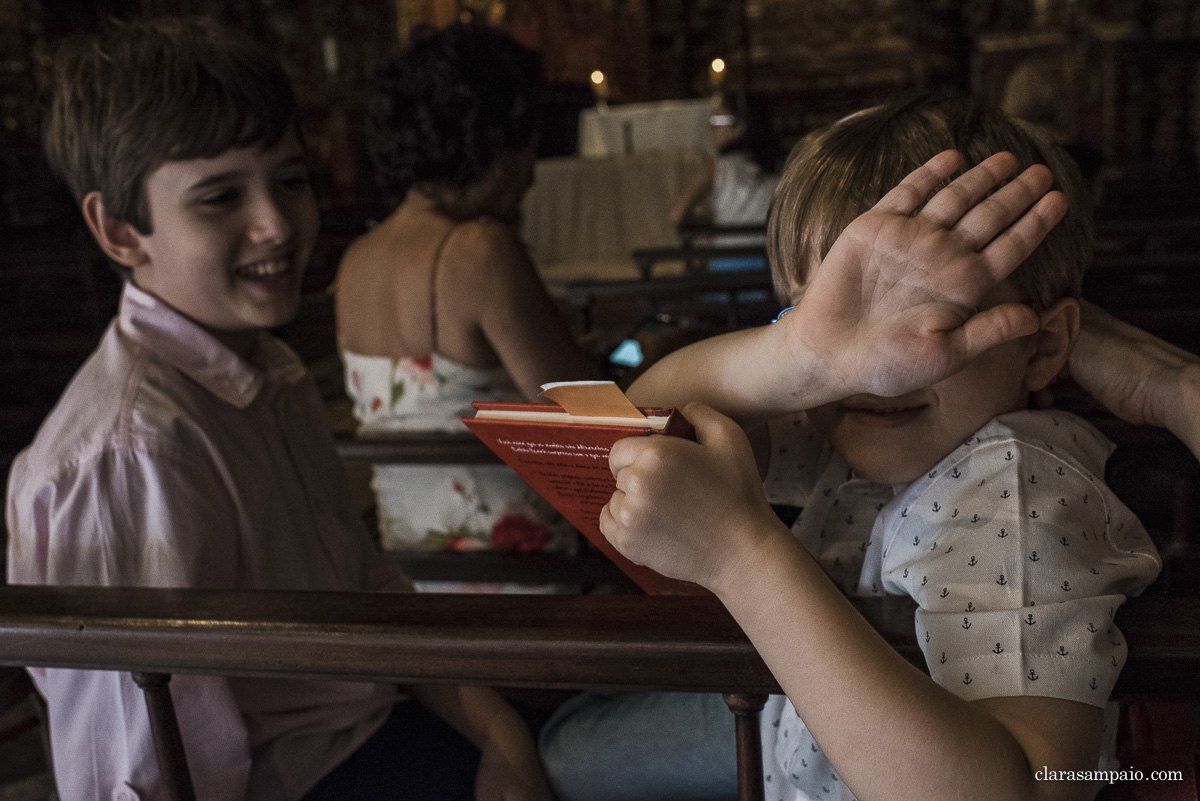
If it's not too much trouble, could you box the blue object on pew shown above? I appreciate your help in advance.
[609,338,645,368]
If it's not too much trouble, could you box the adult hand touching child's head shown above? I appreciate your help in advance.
[1068,300,1200,459]
[600,402,786,593]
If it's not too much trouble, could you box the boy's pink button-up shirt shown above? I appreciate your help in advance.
[7,282,409,801]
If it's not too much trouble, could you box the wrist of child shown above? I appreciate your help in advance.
[773,310,847,410]
[478,705,533,747]
[709,515,799,601]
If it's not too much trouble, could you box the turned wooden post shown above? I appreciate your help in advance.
[131,672,196,801]
[724,691,769,801]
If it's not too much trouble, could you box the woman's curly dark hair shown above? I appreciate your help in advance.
[367,23,542,200]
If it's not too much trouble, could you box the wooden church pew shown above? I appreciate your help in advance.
[1,586,1197,801]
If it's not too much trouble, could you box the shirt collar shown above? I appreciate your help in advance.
[116,282,308,408]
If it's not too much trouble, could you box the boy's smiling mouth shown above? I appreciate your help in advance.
[841,400,929,427]
[234,257,292,280]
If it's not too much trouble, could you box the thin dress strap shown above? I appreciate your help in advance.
[427,223,459,354]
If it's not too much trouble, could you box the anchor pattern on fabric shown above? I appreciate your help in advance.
[756,409,1160,801]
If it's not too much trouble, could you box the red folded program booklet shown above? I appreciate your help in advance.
[462,381,707,595]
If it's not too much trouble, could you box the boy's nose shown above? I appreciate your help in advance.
[248,195,294,244]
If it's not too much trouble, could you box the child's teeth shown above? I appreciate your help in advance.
[240,259,288,277]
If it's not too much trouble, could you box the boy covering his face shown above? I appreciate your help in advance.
[541,95,1161,801]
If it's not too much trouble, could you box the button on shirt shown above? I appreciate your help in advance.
[6,282,410,801]
[759,410,1163,801]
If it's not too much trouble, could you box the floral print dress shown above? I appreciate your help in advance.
[343,351,573,553]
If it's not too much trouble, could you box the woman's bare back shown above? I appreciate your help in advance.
[335,195,503,368]
[334,193,597,401]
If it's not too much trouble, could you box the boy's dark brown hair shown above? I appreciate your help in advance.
[767,92,1094,312]
[42,16,298,235]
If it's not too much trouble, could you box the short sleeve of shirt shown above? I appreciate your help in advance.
[877,413,1162,707]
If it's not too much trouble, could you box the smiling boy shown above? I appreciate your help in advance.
[121,141,316,348]
[540,95,1163,801]
[6,17,551,801]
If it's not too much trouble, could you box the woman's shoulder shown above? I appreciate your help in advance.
[334,230,377,280]
[335,212,410,278]
[338,205,467,277]
[441,217,531,276]
[449,216,522,249]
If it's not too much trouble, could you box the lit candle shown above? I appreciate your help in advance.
[709,57,726,90]
[590,69,609,104]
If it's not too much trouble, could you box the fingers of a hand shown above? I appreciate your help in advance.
[952,303,1040,363]
[874,150,963,215]
[608,435,645,476]
[598,499,619,540]
[601,493,651,564]
[1081,302,1197,364]
[978,189,1067,280]
[681,401,743,451]
[1078,298,1112,331]
[951,163,1054,251]
[919,152,1019,229]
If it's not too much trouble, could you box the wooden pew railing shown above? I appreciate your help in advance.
[2,587,1198,801]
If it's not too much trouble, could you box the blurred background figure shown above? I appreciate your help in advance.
[671,90,784,271]
[334,23,600,555]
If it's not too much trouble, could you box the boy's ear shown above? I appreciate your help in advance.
[1023,297,1081,392]
[81,191,149,270]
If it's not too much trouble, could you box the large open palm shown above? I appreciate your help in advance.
[790,150,1067,399]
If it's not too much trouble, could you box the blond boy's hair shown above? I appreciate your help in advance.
[767,93,1094,311]
[42,16,297,236]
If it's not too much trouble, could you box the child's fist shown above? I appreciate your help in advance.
[600,402,786,593]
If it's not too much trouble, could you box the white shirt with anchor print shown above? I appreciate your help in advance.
[759,409,1163,801]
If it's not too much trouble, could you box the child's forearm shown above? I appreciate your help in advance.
[412,684,556,800]
[712,529,1102,801]
[627,323,834,428]
[601,404,1102,800]
[411,683,531,751]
